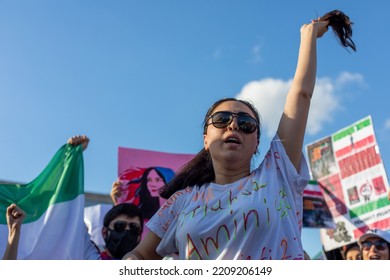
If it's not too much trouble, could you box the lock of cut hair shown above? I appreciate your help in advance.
[320,10,356,52]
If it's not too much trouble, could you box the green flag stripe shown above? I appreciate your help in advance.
[332,117,371,142]
[332,126,355,142]
[349,197,390,218]
[0,144,84,224]
[356,118,371,131]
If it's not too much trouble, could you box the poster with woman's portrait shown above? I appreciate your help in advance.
[117,147,194,221]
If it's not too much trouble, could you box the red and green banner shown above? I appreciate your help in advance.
[306,116,390,251]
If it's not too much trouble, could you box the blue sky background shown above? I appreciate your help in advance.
[1,1,389,258]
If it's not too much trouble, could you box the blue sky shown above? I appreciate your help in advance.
[1,1,389,258]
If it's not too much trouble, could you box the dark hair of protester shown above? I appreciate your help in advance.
[102,203,144,260]
[160,98,261,199]
[341,242,361,260]
[103,203,144,231]
[319,10,356,52]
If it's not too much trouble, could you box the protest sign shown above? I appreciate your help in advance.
[306,116,390,250]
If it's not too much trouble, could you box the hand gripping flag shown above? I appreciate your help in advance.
[0,144,88,259]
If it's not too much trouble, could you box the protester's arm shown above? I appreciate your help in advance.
[122,231,163,260]
[277,19,329,170]
[67,135,101,259]
[68,135,122,205]
[2,204,25,260]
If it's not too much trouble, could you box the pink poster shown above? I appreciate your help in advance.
[117,147,194,221]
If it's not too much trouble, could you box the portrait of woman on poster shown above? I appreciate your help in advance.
[136,167,175,220]
[112,167,175,220]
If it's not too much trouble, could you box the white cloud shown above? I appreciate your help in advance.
[308,78,338,135]
[236,78,290,138]
[235,72,363,138]
[335,72,365,88]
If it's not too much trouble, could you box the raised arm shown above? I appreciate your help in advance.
[277,19,329,170]
[2,204,25,260]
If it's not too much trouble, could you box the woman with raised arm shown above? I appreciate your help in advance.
[123,11,354,260]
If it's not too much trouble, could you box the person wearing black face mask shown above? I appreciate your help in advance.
[101,203,143,260]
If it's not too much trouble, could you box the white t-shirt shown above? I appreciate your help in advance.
[147,135,309,260]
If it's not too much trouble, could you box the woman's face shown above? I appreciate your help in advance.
[346,247,361,260]
[146,169,165,197]
[203,101,259,169]
[361,237,389,260]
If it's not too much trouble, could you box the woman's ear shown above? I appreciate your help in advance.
[204,134,209,151]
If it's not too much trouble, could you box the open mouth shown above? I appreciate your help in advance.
[224,137,241,144]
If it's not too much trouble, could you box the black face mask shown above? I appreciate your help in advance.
[104,229,139,259]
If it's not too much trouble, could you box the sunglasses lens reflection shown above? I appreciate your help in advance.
[210,112,257,134]
[113,221,141,234]
[362,241,387,251]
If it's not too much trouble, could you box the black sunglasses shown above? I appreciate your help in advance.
[112,221,141,235]
[361,240,388,251]
[205,111,258,134]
